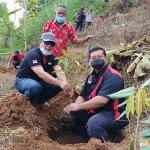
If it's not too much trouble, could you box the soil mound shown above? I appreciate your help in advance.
[0,92,109,150]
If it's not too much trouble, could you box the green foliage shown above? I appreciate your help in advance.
[108,79,150,120]
[109,79,150,149]
[140,119,150,150]
[108,87,136,98]
[129,140,134,150]
[54,50,89,86]
[140,146,150,150]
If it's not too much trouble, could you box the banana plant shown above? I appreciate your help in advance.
[0,2,21,48]
[108,78,150,150]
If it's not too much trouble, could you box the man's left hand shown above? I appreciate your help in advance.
[64,103,79,114]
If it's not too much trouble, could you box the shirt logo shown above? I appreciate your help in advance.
[48,62,52,65]
[87,75,92,84]
[32,60,37,64]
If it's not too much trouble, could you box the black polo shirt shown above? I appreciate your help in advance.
[16,47,58,81]
[80,65,126,118]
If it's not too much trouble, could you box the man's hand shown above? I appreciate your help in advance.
[64,103,79,114]
[59,82,74,97]
[85,35,93,42]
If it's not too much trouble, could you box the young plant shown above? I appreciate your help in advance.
[54,50,88,88]
[108,78,150,150]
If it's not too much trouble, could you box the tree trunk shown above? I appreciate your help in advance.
[23,0,28,52]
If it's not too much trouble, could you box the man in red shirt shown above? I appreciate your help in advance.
[7,51,25,69]
[42,4,92,57]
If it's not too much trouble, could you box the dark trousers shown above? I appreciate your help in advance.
[86,22,92,28]
[13,60,21,68]
[75,21,83,32]
[72,110,129,142]
[15,78,62,104]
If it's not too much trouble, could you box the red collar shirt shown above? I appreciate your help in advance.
[42,19,77,56]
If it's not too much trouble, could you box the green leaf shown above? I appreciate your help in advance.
[62,50,67,56]
[118,98,132,107]
[141,79,150,88]
[76,55,82,60]
[66,54,73,59]
[3,11,9,24]
[63,58,68,69]
[117,101,134,120]
[140,146,150,150]
[108,92,135,99]
[55,56,64,60]
[108,87,136,98]
[145,98,150,101]
[140,136,150,142]
[140,129,150,135]
[9,8,22,15]
[58,59,64,65]
[130,140,134,150]
[141,119,150,124]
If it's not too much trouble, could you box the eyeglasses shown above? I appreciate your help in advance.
[43,41,55,47]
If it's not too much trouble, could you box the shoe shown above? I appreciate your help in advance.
[41,102,50,109]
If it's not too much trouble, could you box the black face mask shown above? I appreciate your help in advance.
[91,58,105,69]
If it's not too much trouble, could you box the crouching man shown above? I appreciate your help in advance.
[15,32,74,109]
[64,46,128,142]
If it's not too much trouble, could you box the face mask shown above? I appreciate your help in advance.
[56,16,66,23]
[40,47,52,56]
[91,58,105,69]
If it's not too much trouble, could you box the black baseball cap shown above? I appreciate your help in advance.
[14,51,19,54]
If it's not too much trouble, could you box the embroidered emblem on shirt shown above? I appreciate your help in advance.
[48,62,52,65]
[32,60,37,64]
[87,75,92,84]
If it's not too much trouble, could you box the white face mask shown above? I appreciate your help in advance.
[40,47,52,56]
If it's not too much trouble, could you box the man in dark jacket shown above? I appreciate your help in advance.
[15,32,74,109]
[75,8,85,32]
[64,46,128,142]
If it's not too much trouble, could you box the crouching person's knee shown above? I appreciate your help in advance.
[86,116,108,142]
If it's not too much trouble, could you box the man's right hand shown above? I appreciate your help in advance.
[59,81,74,97]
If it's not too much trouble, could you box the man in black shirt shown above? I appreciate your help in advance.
[15,32,74,109]
[75,8,85,32]
[64,46,128,142]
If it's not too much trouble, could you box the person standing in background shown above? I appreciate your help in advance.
[86,8,93,28]
[75,8,86,32]
[42,4,92,57]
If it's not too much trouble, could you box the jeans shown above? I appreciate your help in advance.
[72,110,129,142]
[14,78,62,104]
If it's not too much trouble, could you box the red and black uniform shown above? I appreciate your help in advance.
[15,47,62,104]
[16,47,58,81]
[10,53,25,68]
[72,65,128,141]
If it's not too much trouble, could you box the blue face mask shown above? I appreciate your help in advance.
[56,16,66,23]
[40,47,52,56]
